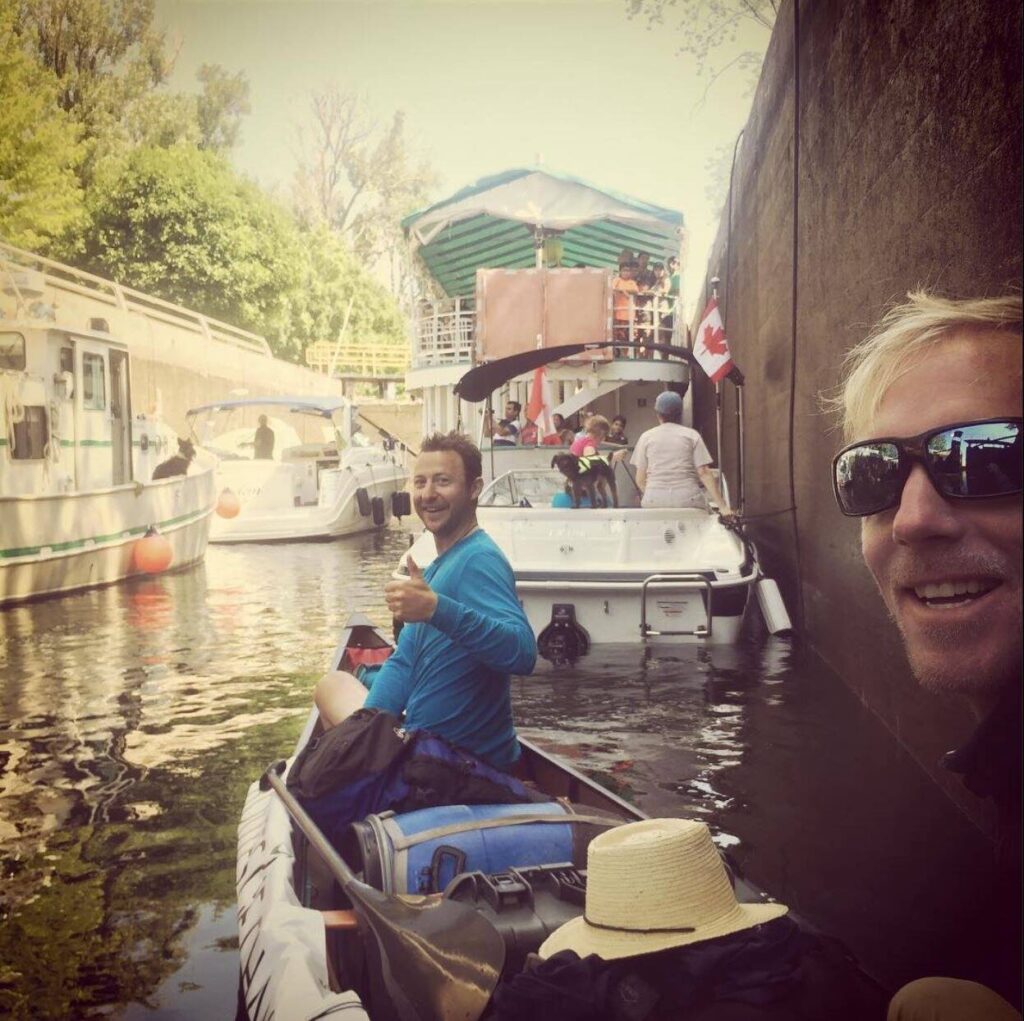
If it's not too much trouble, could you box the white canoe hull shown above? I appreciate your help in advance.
[0,466,216,606]
[237,750,370,1021]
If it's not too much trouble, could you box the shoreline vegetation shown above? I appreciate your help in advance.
[0,1,432,376]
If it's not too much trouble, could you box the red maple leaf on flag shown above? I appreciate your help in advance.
[702,322,728,356]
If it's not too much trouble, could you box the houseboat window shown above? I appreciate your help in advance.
[11,406,49,460]
[0,332,26,370]
[82,352,106,409]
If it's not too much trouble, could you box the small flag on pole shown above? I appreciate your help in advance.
[694,297,734,383]
[526,364,554,440]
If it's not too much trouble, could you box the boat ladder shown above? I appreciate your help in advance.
[639,573,714,639]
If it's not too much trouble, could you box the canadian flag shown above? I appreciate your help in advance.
[526,364,554,439]
[694,297,734,383]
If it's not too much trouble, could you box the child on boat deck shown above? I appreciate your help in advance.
[612,263,640,349]
[570,415,610,457]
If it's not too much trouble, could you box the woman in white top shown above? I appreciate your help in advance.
[627,391,734,516]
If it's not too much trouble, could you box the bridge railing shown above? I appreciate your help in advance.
[305,338,409,377]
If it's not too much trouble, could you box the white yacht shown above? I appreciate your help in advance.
[0,266,215,606]
[187,397,410,543]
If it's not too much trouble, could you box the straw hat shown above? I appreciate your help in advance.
[538,818,788,962]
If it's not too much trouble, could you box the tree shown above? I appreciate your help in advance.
[282,227,408,365]
[0,2,86,249]
[627,0,776,91]
[196,63,250,152]
[14,0,169,119]
[81,145,304,352]
[292,88,437,266]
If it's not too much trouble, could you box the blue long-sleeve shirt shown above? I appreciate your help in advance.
[364,528,536,769]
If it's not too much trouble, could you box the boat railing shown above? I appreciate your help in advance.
[410,287,685,369]
[0,242,272,357]
[411,296,476,368]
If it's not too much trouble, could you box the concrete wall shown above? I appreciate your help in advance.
[692,0,1021,828]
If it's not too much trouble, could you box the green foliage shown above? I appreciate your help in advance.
[0,3,86,249]
[282,227,407,363]
[294,90,437,265]
[4,1,411,359]
[82,145,304,347]
[196,63,251,152]
[16,0,168,117]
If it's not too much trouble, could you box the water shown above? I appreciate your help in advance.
[0,529,995,1018]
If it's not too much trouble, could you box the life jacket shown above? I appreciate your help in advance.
[575,453,610,475]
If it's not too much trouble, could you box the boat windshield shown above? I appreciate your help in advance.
[479,469,566,507]
[190,406,337,462]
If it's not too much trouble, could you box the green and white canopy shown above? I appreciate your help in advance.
[402,167,684,297]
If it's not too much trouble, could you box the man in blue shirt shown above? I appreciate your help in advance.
[314,432,536,770]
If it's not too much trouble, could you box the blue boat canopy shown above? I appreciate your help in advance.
[186,396,350,418]
[402,167,684,297]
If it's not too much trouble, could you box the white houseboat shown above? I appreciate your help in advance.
[0,255,216,606]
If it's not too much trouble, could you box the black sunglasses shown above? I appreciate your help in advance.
[832,418,1023,517]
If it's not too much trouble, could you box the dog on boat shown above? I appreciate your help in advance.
[551,452,618,508]
[152,438,196,480]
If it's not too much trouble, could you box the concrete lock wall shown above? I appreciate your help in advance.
[692,0,1021,829]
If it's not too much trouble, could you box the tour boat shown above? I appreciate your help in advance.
[187,396,410,543]
[0,264,216,606]
[396,170,790,653]
[403,167,692,480]
[235,614,791,1021]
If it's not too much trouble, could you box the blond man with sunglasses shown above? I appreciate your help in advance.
[831,292,1021,1021]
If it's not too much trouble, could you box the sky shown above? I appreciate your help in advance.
[154,0,770,319]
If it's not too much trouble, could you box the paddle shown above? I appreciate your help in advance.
[261,761,506,1021]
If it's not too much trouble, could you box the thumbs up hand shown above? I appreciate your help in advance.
[385,556,438,622]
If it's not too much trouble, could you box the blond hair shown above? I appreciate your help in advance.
[587,414,610,436]
[827,292,1022,439]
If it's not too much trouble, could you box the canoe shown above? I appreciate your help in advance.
[235,614,797,1021]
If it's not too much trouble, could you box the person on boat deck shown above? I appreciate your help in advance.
[485,400,521,446]
[622,390,733,517]
[253,414,275,460]
[607,415,628,445]
[314,431,536,771]
[830,293,1022,1021]
[519,416,539,446]
[570,414,610,457]
[541,412,572,446]
[612,263,640,347]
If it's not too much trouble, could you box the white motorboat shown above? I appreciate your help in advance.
[395,340,790,656]
[188,397,410,543]
[0,268,216,606]
[401,463,757,653]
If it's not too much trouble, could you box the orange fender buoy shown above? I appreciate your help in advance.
[134,527,173,574]
[216,488,241,518]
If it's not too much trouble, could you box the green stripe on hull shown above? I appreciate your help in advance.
[0,506,213,560]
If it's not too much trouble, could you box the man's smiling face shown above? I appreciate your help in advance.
[412,450,482,548]
[860,331,1022,711]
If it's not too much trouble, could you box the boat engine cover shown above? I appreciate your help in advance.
[537,604,590,664]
